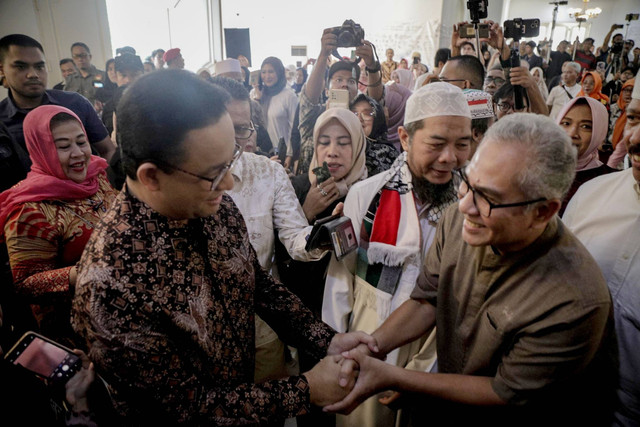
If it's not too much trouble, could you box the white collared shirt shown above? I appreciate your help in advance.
[563,169,640,424]
[227,152,322,273]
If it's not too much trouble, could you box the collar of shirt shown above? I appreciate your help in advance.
[634,181,640,200]
[2,90,52,119]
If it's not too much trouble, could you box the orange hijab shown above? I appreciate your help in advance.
[612,78,635,148]
[578,71,610,106]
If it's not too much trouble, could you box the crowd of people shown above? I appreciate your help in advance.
[0,12,638,427]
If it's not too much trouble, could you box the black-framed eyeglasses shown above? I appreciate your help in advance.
[484,76,506,86]
[495,102,526,113]
[457,168,546,217]
[235,121,255,141]
[155,143,243,191]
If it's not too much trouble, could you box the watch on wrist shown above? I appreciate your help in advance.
[365,61,381,73]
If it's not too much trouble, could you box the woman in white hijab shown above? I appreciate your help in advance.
[531,66,549,102]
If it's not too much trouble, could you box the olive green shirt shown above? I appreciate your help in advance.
[411,204,615,415]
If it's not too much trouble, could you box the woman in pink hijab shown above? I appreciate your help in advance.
[390,68,414,90]
[0,105,117,344]
[556,96,616,215]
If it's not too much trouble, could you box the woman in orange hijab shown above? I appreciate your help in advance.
[607,78,636,168]
[578,71,610,108]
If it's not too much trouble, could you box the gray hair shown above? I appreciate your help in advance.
[482,113,576,200]
[563,61,581,74]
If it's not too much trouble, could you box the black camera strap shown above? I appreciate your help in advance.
[561,85,574,100]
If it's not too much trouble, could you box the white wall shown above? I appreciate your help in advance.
[0,0,112,100]
[221,0,444,71]
[106,0,224,73]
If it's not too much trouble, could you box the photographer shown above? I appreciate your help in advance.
[297,23,383,175]
[598,24,624,63]
[481,20,548,115]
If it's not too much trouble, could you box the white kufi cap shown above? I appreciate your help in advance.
[404,82,471,125]
[215,58,242,75]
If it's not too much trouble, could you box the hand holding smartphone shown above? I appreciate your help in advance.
[4,331,82,385]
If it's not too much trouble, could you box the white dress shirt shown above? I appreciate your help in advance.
[563,168,640,425]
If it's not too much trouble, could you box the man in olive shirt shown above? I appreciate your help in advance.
[65,42,106,106]
[326,113,616,425]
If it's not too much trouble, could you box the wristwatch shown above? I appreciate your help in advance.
[365,61,381,73]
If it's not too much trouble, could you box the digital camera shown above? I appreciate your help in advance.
[330,20,365,48]
[611,41,624,54]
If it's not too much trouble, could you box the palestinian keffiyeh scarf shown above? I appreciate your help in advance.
[356,152,458,294]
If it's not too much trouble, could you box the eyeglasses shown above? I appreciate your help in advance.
[484,76,506,86]
[72,53,90,59]
[331,77,357,86]
[495,102,527,113]
[156,143,243,191]
[457,168,546,217]
[353,110,375,121]
[235,121,255,141]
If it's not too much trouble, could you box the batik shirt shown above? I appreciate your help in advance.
[4,174,117,342]
[71,189,335,425]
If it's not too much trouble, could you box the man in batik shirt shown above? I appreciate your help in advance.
[71,69,374,425]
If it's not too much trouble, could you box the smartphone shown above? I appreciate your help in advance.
[327,88,350,110]
[413,57,420,65]
[503,18,540,39]
[249,70,260,86]
[459,23,490,39]
[312,161,331,184]
[277,137,287,165]
[4,331,82,384]
[92,80,104,89]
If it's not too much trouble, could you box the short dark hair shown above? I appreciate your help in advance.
[471,117,491,136]
[115,53,143,73]
[448,55,485,89]
[434,48,451,67]
[493,82,530,109]
[0,34,44,63]
[117,69,231,180]
[151,49,165,58]
[584,37,595,44]
[327,60,361,83]
[71,42,91,54]
[59,58,74,67]
[613,33,624,41]
[209,76,250,102]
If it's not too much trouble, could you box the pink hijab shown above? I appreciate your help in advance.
[392,69,414,90]
[0,105,108,238]
[556,96,608,171]
[385,82,412,150]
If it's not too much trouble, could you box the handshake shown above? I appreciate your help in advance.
[303,331,391,414]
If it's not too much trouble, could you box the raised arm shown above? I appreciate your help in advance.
[304,29,336,104]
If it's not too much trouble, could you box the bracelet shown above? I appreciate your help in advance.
[365,61,381,73]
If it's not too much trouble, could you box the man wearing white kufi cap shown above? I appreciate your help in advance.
[327,112,617,424]
[564,69,640,425]
[322,82,472,427]
[214,58,243,82]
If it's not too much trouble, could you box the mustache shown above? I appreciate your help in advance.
[628,139,640,156]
